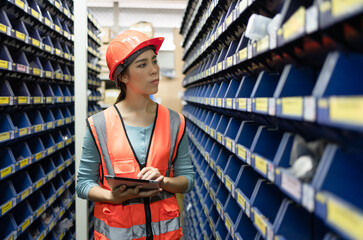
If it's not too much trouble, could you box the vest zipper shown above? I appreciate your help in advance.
[144,198,153,240]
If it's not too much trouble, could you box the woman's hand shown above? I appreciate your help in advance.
[108,184,162,204]
[137,167,165,186]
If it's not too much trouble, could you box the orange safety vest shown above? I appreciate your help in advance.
[87,104,186,240]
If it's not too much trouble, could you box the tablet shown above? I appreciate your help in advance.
[105,175,160,191]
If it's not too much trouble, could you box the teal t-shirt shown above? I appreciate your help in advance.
[76,122,195,199]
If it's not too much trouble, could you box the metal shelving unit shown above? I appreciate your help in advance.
[0,0,76,239]
[181,0,363,239]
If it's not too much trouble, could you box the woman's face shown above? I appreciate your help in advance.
[124,49,160,96]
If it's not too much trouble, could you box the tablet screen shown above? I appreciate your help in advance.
[105,175,160,191]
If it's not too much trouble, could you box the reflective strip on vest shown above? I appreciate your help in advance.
[165,110,182,177]
[94,216,181,240]
[122,190,175,206]
[90,111,115,175]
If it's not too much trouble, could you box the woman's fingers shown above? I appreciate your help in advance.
[134,185,143,194]
[137,167,153,178]
[155,175,164,183]
[140,168,161,180]
[114,184,126,193]
[142,170,157,180]
[139,188,162,198]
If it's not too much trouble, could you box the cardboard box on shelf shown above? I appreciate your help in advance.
[100,27,116,43]
[129,21,154,38]
[102,89,119,105]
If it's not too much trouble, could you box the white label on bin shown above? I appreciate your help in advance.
[267,163,275,182]
[267,227,274,240]
[282,172,301,200]
[17,64,26,72]
[269,30,277,49]
[245,203,251,217]
[247,99,252,112]
[247,151,252,165]
[302,184,315,212]
[304,97,316,121]
[239,0,248,14]
[268,98,276,116]
[247,44,252,59]
[306,6,318,34]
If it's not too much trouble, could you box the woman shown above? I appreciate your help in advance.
[76,30,195,240]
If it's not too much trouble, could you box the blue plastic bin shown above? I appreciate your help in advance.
[223,117,243,153]
[223,155,245,196]
[215,148,231,182]
[0,114,15,143]
[234,165,261,217]
[0,147,16,180]
[0,179,16,216]
[12,142,32,171]
[28,137,46,162]
[28,163,46,190]
[250,179,284,239]
[251,71,280,115]
[234,212,258,240]
[11,171,33,203]
[13,200,33,235]
[235,121,259,164]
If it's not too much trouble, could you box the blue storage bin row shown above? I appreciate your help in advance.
[182,0,363,75]
[5,186,75,240]
[88,74,101,88]
[0,107,75,143]
[182,0,240,68]
[0,130,75,180]
[182,0,232,61]
[0,10,73,62]
[184,52,363,132]
[0,81,74,106]
[180,0,203,46]
[0,44,74,80]
[4,0,74,40]
[87,12,101,48]
[44,0,74,21]
[87,28,101,48]
[184,105,363,239]
[87,9,101,32]
[88,89,102,102]
[88,43,101,59]
[0,151,75,217]
[186,121,338,240]
[87,61,101,74]
[25,205,75,240]
[0,164,75,240]
[181,0,218,50]
[184,147,261,240]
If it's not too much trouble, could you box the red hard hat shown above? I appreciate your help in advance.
[106,30,164,81]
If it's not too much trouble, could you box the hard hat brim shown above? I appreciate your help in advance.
[109,37,165,81]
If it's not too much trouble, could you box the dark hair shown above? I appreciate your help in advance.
[114,68,129,103]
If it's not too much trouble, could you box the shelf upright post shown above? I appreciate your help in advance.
[75,0,89,239]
